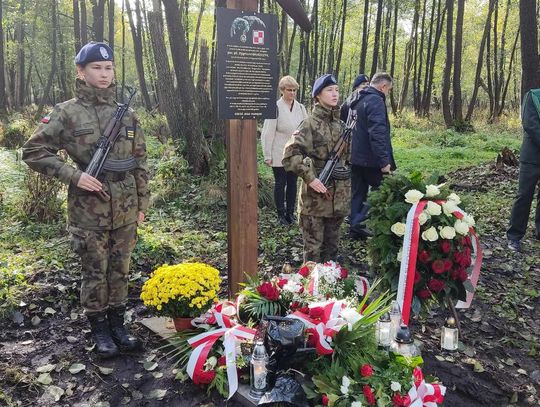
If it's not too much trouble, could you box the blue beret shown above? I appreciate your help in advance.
[352,74,369,90]
[312,74,338,98]
[75,42,114,66]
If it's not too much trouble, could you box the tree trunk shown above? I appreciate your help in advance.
[389,0,398,114]
[58,15,69,101]
[519,0,540,97]
[80,0,88,44]
[441,0,453,128]
[370,0,383,77]
[423,0,445,115]
[452,0,464,125]
[73,0,82,53]
[190,0,206,71]
[91,0,106,41]
[497,28,520,117]
[108,0,115,49]
[381,3,392,71]
[466,0,495,122]
[147,3,183,141]
[162,0,210,175]
[125,0,152,110]
[0,0,6,113]
[197,39,213,135]
[334,0,347,80]
[359,0,369,74]
[36,0,57,120]
[15,0,26,107]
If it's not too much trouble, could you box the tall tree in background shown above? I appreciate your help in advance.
[125,0,152,110]
[519,0,540,98]
[73,0,82,53]
[162,0,210,175]
[370,0,383,77]
[147,0,183,140]
[0,0,6,113]
[15,0,26,107]
[441,0,453,127]
[80,0,88,44]
[91,0,106,41]
[359,0,369,74]
[36,0,58,119]
[451,0,464,126]
[108,0,115,49]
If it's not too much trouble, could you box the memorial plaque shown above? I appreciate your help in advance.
[217,8,279,119]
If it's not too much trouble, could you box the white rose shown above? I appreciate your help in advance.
[397,248,403,262]
[442,200,458,216]
[341,307,362,325]
[463,214,476,227]
[454,219,470,235]
[425,201,442,216]
[391,222,406,236]
[205,356,217,370]
[421,226,439,242]
[283,280,302,293]
[425,184,440,197]
[341,376,351,395]
[351,402,363,407]
[405,189,424,204]
[418,211,429,225]
[391,381,402,392]
[439,226,456,240]
[447,192,461,204]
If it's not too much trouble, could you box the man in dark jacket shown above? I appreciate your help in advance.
[340,74,369,123]
[507,89,540,252]
[347,72,396,240]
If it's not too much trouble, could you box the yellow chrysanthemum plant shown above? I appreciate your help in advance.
[140,262,221,318]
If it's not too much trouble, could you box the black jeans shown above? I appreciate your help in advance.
[350,165,383,227]
[507,162,540,241]
[272,167,298,214]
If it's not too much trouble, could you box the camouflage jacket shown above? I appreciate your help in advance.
[22,79,150,231]
[282,104,351,217]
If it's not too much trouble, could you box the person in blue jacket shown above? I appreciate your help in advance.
[507,89,540,252]
[347,72,396,240]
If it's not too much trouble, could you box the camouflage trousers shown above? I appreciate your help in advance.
[299,215,344,263]
[69,222,138,316]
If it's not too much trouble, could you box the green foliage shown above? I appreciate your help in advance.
[132,226,179,272]
[239,274,287,322]
[0,118,32,149]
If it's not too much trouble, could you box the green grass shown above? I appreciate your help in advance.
[392,127,522,174]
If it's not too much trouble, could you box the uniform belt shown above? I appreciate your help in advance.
[98,172,127,182]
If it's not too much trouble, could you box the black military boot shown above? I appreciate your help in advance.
[87,313,119,359]
[108,307,141,351]
[277,208,290,225]
[285,208,297,224]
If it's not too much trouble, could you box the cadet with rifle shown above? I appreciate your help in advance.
[283,74,351,263]
[22,42,150,359]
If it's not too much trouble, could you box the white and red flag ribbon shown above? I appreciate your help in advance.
[407,367,446,407]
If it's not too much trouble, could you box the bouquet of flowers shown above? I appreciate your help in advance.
[140,262,221,318]
[367,172,481,320]
[239,261,370,322]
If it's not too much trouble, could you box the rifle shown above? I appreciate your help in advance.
[317,113,357,199]
[85,88,137,201]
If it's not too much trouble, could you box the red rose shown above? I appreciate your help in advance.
[322,394,329,406]
[257,282,280,301]
[290,301,300,310]
[431,259,445,274]
[363,385,376,405]
[458,268,468,282]
[418,250,431,263]
[298,285,305,294]
[450,269,460,280]
[440,240,451,253]
[277,278,288,288]
[299,306,309,314]
[340,267,349,279]
[360,363,374,377]
[417,288,432,299]
[414,270,422,285]
[453,251,463,263]
[463,235,472,247]
[196,369,216,384]
[428,278,445,292]
[392,393,406,407]
[298,266,310,278]
[217,356,226,366]
[413,367,423,386]
[443,259,453,271]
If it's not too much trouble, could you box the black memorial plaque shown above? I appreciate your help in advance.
[217,8,278,119]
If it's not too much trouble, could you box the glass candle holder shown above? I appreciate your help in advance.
[389,324,421,357]
[441,317,458,351]
[249,340,268,400]
[376,312,392,348]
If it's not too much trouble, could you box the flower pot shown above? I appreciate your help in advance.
[172,317,193,331]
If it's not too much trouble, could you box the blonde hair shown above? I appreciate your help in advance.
[279,75,299,91]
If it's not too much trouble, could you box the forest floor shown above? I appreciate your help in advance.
[1,147,539,406]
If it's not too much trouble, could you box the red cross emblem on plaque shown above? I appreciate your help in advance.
[253,30,264,45]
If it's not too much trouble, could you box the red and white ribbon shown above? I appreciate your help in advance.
[407,367,446,407]
[186,303,256,398]
[397,200,483,325]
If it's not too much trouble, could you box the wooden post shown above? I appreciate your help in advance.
[226,0,258,296]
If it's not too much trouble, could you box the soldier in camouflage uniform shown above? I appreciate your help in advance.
[22,42,150,358]
[283,74,351,263]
